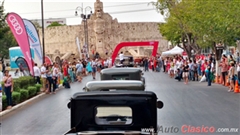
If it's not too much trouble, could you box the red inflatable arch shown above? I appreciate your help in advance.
[111,41,159,64]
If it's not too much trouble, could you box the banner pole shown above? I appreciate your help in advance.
[41,0,45,64]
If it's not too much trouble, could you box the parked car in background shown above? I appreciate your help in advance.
[100,68,145,85]
[83,80,145,92]
[114,55,134,67]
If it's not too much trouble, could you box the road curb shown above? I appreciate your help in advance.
[0,84,63,116]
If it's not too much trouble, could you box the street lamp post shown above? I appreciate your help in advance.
[75,6,92,58]
[41,0,45,64]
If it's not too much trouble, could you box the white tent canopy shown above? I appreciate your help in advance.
[162,46,184,56]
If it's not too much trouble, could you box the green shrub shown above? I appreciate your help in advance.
[12,91,21,104]
[19,77,30,89]
[20,89,29,102]
[2,95,7,110]
[25,76,35,86]
[27,86,37,98]
[13,79,21,91]
[35,84,42,93]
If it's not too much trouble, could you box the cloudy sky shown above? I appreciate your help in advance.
[3,0,165,25]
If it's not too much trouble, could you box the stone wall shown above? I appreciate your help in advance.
[38,0,168,61]
[38,22,168,60]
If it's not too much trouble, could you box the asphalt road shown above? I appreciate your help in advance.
[1,71,239,135]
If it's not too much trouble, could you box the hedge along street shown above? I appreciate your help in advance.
[0,83,63,116]
[1,76,63,115]
[1,76,42,110]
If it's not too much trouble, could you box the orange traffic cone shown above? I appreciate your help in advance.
[234,80,239,93]
[219,75,222,84]
[215,76,218,83]
[225,76,230,86]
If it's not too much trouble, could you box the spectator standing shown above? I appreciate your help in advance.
[68,63,74,83]
[236,53,240,64]
[91,59,97,79]
[0,61,3,81]
[219,57,228,86]
[76,61,83,82]
[3,70,13,109]
[2,61,6,73]
[0,61,2,73]
[119,52,124,64]
[0,83,2,111]
[41,63,48,92]
[33,63,41,84]
[182,61,189,85]
[228,62,235,92]
[107,57,112,68]
[52,63,59,94]
[104,59,108,69]
[63,62,68,77]
[144,58,149,72]
[205,61,212,86]
[46,65,53,94]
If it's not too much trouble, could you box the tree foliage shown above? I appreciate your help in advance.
[153,0,240,57]
[47,21,65,28]
[32,20,41,29]
[0,0,17,60]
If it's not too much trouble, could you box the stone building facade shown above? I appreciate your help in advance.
[38,0,168,61]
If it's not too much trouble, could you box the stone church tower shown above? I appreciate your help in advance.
[39,0,168,61]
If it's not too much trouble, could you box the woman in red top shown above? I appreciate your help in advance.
[63,63,68,77]
[153,58,157,71]
[166,59,170,73]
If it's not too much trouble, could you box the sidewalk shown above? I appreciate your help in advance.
[0,84,63,116]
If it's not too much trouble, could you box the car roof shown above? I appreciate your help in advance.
[72,90,156,99]
[100,68,142,74]
[115,55,133,59]
[84,80,145,91]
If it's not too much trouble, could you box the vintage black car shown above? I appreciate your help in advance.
[100,68,145,84]
[114,55,134,67]
[65,90,163,135]
[83,80,145,92]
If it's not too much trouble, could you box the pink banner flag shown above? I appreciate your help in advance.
[45,56,53,65]
[6,12,34,76]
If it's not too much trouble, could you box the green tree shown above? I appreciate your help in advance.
[0,0,17,60]
[153,0,240,57]
[47,21,65,28]
[0,0,6,27]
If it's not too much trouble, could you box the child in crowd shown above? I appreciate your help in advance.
[63,77,70,89]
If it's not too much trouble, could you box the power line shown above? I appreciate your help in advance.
[29,8,156,20]
[17,2,150,15]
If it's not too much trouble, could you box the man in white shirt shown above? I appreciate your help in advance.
[41,63,47,92]
[104,59,108,68]
[119,52,124,64]
[33,63,41,84]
